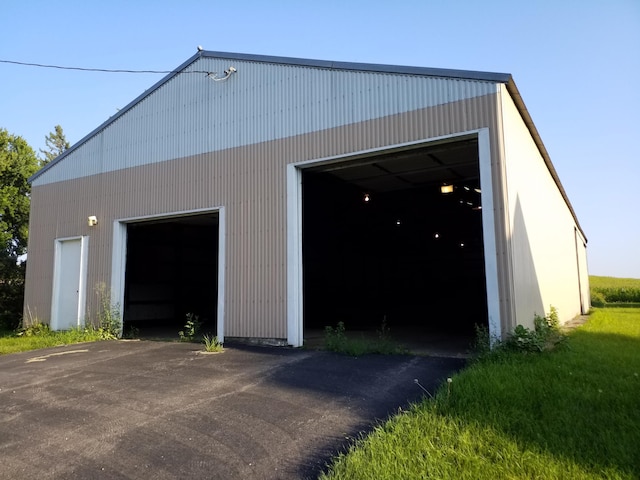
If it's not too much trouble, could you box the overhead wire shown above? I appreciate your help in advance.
[0,59,211,75]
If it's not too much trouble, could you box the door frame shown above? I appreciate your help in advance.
[286,129,501,347]
[51,236,89,330]
[111,207,226,342]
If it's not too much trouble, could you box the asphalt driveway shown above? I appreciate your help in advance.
[0,341,465,479]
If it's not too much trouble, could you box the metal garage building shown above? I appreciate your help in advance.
[24,51,590,348]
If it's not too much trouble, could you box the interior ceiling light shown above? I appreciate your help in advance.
[460,242,465,248]
[463,186,470,191]
[396,219,402,226]
[474,188,482,194]
[434,232,440,239]
[440,184,454,194]
[363,193,371,202]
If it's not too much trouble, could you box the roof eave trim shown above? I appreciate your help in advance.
[199,50,512,82]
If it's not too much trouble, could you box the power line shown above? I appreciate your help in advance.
[0,59,208,74]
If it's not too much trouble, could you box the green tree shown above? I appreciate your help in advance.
[40,124,69,165]
[0,129,40,329]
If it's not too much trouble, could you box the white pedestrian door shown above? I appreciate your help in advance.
[52,237,87,330]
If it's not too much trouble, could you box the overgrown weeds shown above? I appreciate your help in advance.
[16,322,51,337]
[324,320,407,356]
[178,313,202,342]
[95,283,121,339]
[473,306,566,360]
[504,306,565,353]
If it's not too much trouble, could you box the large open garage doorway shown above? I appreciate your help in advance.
[122,213,220,338]
[300,138,489,355]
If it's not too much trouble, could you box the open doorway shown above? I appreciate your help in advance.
[122,213,219,338]
[300,138,488,355]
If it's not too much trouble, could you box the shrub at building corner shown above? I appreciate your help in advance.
[0,129,40,329]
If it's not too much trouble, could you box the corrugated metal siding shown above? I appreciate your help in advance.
[33,57,497,186]
[499,84,585,326]
[25,93,501,340]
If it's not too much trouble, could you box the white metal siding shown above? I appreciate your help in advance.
[34,57,497,186]
[500,84,585,326]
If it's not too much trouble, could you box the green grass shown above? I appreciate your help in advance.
[321,308,640,479]
[590,275,640,306]
[0,327,116,355]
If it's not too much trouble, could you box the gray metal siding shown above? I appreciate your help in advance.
[33,57,497,186]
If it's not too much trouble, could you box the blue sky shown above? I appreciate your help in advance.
[1,0,638,278]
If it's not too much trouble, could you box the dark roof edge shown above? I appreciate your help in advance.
[28,50,509,182]
[199,50,512,82]
[504,79,587,242]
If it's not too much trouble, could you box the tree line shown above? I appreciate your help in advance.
[0,126,69,329]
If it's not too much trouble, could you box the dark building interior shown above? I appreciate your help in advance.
[123,214,219,337]
[301,139,488,345]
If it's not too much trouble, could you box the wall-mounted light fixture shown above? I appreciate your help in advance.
[363,193,371,203]
[206,66,237,82]
[87,216,98,227]
[440,184,454,194]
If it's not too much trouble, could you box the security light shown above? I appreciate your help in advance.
[206,67,238,82]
